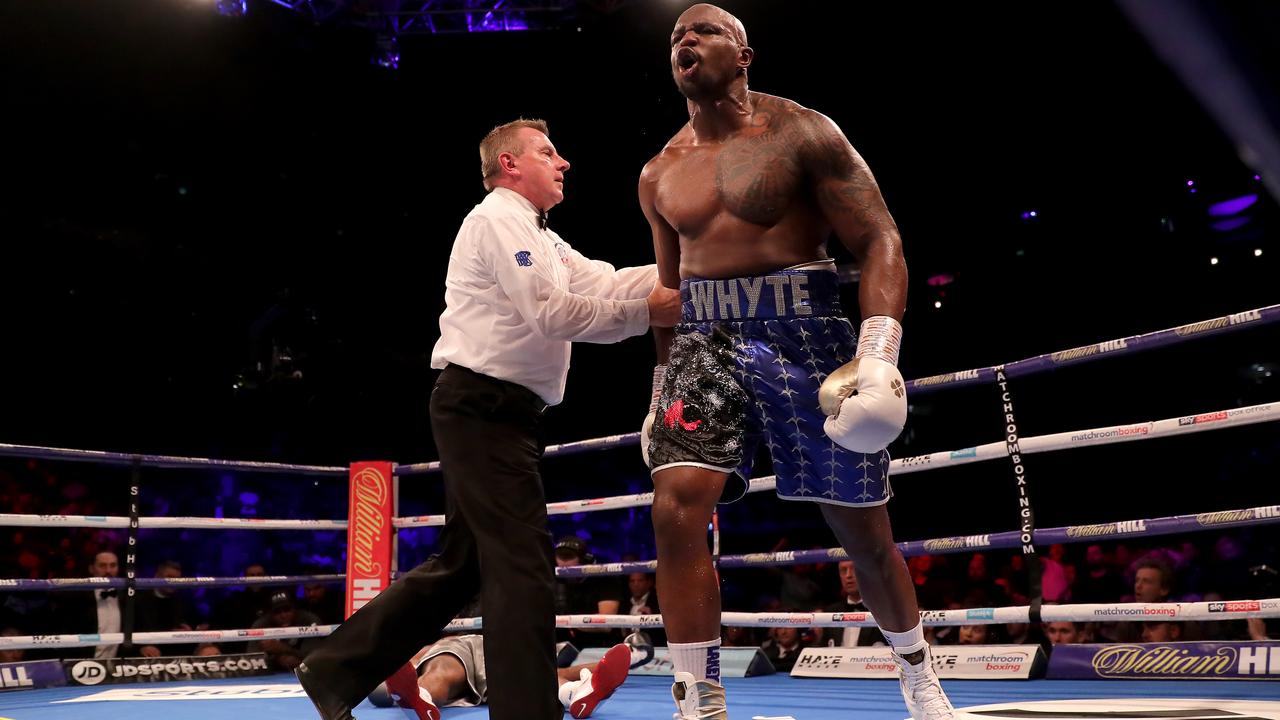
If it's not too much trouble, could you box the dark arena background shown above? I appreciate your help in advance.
[1,1,1278,718]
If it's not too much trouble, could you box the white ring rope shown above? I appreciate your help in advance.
[892,401,1279,476]
[393,401,1278,528]
[447,599,1280,631]
[0,515,346,530]
[0,624,339,651]
[396,434,639,476]
[4,598,1275,650]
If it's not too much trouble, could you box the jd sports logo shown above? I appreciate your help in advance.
[71,660,108,685]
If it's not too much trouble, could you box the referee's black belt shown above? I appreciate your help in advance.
[441,364,549,414]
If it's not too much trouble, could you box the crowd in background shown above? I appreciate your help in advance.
[3,460,1276,673]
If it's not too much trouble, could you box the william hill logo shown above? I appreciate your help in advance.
[1196,509,1261,526]
[1066,520,1147,538]
[1051,339,1128,363]
[1172,310,1260,336]
[912,369,980,387]
[922,535,991,551]
[1091,645,1235,677]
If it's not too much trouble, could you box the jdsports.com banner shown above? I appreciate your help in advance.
[1047,641,1280,680]
[63,653,272,686]
[790,645,1045,680]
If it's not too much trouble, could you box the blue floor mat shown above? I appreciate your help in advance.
[2,673,1278,720]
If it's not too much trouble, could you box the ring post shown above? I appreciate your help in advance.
[345,461,394,618]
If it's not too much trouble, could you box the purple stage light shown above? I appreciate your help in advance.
[216,0,247,17]
[373,35,400,69]
[465,0,530,32]
[1208,194,1258,217]
[1211,217,1251,232]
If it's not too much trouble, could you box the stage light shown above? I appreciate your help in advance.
[1208,194,1258,217]
[1210,257,1219,265]
[215,0,246,17]
[374,34,400,69]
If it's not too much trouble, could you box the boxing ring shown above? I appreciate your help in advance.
[2,303,1280,720]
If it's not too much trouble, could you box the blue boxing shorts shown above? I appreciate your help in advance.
[647,262,893,507]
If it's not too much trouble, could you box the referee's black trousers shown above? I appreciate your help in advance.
[302,364,559,720]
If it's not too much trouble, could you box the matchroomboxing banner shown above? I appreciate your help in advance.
[790,645,1045,680]
[346,461,394,618]
[1047,641,1280,680]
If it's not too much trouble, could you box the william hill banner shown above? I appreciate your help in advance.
[1047,641,1280,680]
[346,461,394,618]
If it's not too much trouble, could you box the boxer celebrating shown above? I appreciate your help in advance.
[638,5,952,719]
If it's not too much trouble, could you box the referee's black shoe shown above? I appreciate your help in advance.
[296,661,356,720]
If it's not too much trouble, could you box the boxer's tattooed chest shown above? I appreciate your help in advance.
[714,110,807,225]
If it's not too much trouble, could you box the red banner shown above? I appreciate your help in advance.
[345,462,394,618]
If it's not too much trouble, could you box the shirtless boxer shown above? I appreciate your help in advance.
[639,5,952,719]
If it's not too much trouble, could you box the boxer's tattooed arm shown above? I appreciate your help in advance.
[800,110,907,319]
[799,113,897,242]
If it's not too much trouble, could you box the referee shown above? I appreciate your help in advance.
[296,119,680,720]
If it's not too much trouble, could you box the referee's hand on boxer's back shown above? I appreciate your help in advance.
[647,284,682,327]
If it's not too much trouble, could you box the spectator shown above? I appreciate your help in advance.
[928,602,964,646]
[247,591,320,671]
[963,553,1008,608]
[1113,555,1176,642]
[298,582,344,625]
[957,623,992,645]
[1041,544,1071,603]
[135,561,198,657]
[216,563,272,630]
[61,551,124,659]
[820,560,885,647]
[1202,536,1251,600]
[1044,621,1092,646]
[1141,621,1183,643]
[1002,621,1049,653]
[622,572,664,646]
[762,623,809,673]
[1073,544,1126,604]
[214,563,272,652]
[552,537,622,648]
[721,625,757,648]
[1246,617,1271,641]
[0,627,24,663]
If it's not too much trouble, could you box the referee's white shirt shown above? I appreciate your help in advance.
[431,187,656,406]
